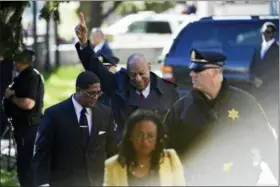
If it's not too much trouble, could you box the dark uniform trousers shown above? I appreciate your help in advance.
[164,79,278,185]
[13,124,38,187]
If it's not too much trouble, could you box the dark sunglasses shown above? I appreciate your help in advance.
[263,30,275,34]
[78,87,103,98]
[190,67,220,73]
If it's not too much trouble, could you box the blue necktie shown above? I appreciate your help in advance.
[79,108,89,143]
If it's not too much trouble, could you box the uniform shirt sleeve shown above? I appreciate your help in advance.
[16,74,39,100]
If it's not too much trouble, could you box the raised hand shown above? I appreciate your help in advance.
[75,12,88,45]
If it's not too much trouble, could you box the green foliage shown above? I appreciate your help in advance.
[0,2,30,58]
[39,1,65,23]
[42,65,83,111]
[0,169,19,186]
[116,1,176,16]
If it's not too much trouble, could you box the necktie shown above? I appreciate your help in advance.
[79,108,89,143]
[140,92,145,99]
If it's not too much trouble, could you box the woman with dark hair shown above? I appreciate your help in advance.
[104,110,185,186]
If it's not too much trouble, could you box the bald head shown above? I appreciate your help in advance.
[91,27,105,46]
[127,53,151,91]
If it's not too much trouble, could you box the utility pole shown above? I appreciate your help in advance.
[32,1,38,68]
[270,0,279,15]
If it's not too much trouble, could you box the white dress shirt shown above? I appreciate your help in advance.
[72,95,92,134]
[136,82,151,98]
[94,41,105,53]
[260,38,275,59]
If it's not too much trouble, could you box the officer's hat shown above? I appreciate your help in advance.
[98,54,119,66]
[14,49,35,64]
[189,49,226,71]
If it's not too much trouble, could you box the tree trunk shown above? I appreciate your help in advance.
[90,1,103,28]
[44,19,50,72]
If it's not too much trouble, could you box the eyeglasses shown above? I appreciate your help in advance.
[133,132,157,141]
[191,67,220,73]
[78,87,103,98]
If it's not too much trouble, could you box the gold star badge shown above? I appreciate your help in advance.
[223,162,233,172]
[228,108,239,120]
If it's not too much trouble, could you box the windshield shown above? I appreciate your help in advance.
[169,19,279,68]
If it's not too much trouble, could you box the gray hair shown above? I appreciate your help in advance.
[90,27,104,37]
[126,53,149,69]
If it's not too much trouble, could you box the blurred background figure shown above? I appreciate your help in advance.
[249,22,279,134]
[104,110,185,186]
[90,27,113,57]
[0,56,14,137]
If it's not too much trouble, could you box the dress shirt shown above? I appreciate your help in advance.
[136,82,151,98]
[72,95,92,134]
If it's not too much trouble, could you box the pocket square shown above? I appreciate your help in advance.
[98,131,106,135]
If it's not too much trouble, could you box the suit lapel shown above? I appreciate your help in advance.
[87,103,102,147]
[65,97,86,149]
[262,41,277,60]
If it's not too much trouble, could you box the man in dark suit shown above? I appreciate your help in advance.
[33,71,117,187]
[250,22,279,134]
[74,13,179,135]
[96,54,119,107]
[90,27,113,57]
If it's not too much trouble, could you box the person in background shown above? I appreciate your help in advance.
[90,27,113,57]
[164,49,278,185]
[3,49,44,187]
[249,21,279,134]
[33,71,117,187]
[104,110,185,186]
[0,55,14,136]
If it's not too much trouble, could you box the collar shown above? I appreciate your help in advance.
[262,38,275,47]
[191,78,229,108]
[136,82,151,97]
[71,94,91,114]
[17,66,33,77]
[94,40,105,53]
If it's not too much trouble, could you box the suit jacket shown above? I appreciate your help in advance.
[103,149,186,186]
[94,41,113,57]
[33,97,117,187]
[250,41,279,100]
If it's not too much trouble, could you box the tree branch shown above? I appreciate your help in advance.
[101,1,122,19]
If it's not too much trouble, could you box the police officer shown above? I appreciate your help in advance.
[163,49,278,185]
[97,53,119,107]
[4,49,44,187]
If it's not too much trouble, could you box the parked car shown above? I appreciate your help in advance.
[102,11,197,48]
[160,15,279,96]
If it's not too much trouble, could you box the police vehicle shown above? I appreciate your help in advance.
[159,16,279,96]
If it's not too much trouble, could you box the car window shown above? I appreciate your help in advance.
[169,19,279,67]
[146,21,172,34]
[127,21,147,33]
[127,21,172,34]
